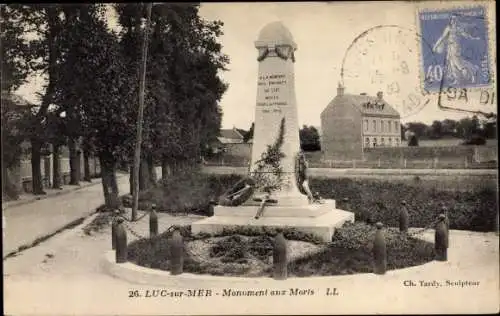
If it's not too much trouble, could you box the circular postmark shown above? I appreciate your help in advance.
[340,25,439,119]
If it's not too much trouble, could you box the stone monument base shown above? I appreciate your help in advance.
[191,199,354,242]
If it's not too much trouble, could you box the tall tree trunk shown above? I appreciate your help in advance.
[161,157,170,180]
[31,139,45,195]
[83,149,91,182]
[2,162,20,200]
[139,158,149,191]
[52,143,61,189]
[129,164,134,195]
[68,137,80,185]
[99,153,119,209]
[147,154,157,185]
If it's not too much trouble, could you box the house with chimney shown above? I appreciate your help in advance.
[320,83,402,160]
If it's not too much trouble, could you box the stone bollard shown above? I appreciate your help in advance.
[169,229,184,275]
[115,218,127,263]
[373,222,387,275]
[273,232,288,280]
[440,206,450,230]
[208,199,217,217]
[399,200,409,233]
[149,204,158,238]
[435,214,448,261]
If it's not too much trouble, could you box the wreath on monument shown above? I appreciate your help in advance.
[218,118,286,207]
[251,117,286,195]
[294,152,308,196]
[218,176,256,206]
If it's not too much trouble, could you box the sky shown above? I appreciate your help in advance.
[15,1,497,131]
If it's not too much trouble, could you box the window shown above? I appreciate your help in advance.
[388,137,392,146]
[395,138,400,146]
[388,122,392,133]
[365,137,370,148]
[372,120,377,132]
[379,120,382,132]
[373,138,377,147]
[394,121,399,133]
[363,120,368,131]
[381,137,385,146]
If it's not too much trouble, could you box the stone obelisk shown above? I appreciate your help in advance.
[191,21,354,242]
[250,21,308,206]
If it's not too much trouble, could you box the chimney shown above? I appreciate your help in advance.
[377,91,383,100]
[337,82,344,96]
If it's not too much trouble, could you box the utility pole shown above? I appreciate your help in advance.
[132,3,153,221]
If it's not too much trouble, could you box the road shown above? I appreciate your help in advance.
[2,173,129,257]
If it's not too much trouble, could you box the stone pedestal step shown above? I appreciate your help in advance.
[192,207,354,242]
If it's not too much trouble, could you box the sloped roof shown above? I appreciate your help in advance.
[323,94,401,118]
[219,128,244,140]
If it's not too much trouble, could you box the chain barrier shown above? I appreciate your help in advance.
[122,221,148,239]
[407,217,442,237]
[114,211,149,223]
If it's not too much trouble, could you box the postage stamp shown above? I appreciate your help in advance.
[418,6,491,92]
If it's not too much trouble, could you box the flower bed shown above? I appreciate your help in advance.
[126,222,434,277]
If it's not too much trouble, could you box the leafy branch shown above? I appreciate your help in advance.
[251,117,286,194]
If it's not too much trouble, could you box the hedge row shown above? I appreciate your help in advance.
[134,173,497,232]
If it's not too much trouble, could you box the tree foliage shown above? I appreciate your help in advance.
[299,125,321,151]
[115,3,229,173]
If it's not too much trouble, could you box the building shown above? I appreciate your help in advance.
[208,127,248,155]
[218,127,244,144]
[320,84,402,160]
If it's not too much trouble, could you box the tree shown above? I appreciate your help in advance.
[430,120,443,139]
[8,4,67,195]
[441,119,458,137]
[115,3,228,183]
[406,122,429,140]
[243,122,254,143]
[457,116,480,139]
[299,125,321,151]
[401,123,407,140]
[56,4,135,209]
[480,114,497,139]
[1,4,32,199]
[407,132,419,146]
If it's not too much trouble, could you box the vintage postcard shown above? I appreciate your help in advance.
[2,1,498,315]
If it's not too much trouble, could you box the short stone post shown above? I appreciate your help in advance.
[434,214,448,261]
[377,158,381,168]
[115,218,127,263]
[399,200,409,233]
[373,222,387,275]
[169,229,184,275]
[440,206,450,230]
[273,232,288,280]
[149,204,158,238]
[208,199,217,217]
[404,159,407,168]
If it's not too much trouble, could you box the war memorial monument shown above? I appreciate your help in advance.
[192,21,354,241]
